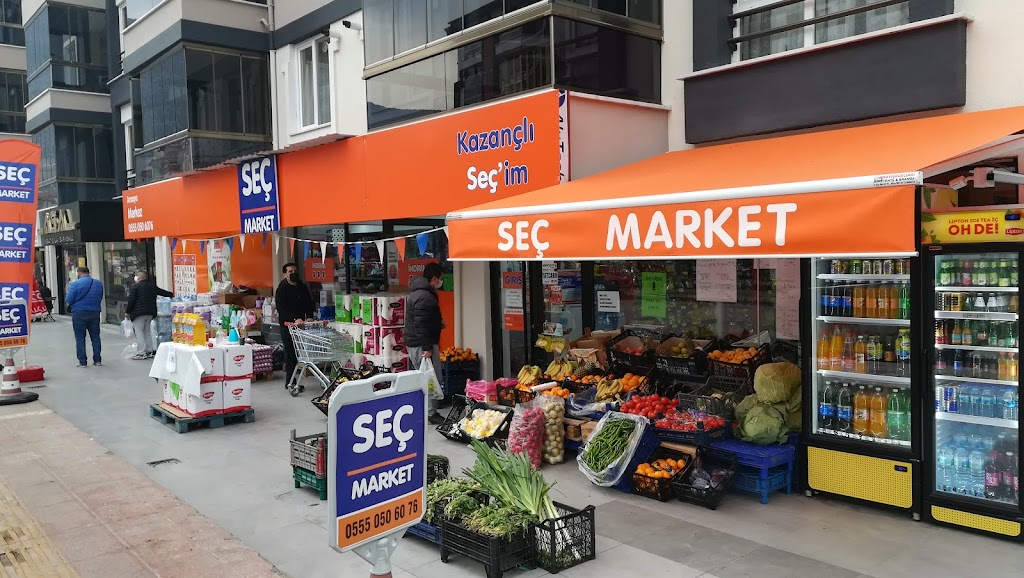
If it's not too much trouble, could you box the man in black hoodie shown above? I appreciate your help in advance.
[275,262,315,386]
[126,271,173,359]
[406,262,446,425]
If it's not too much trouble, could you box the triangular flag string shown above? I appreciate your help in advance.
[374,240,385,263]
[239,235,246,251]
[181,239,188,253]
[170,238,178,252]
[319,241,328,264]
[225,238,234,252]
[273,235,279,254]
[199,241,206,254]
[394,237,406,261]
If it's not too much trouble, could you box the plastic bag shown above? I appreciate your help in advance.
[507,399,546,469]
[121,343,138,359]
[122,317,134,338]
[420,357,444,400]
[567,387,614,418]
[537,395,566,465]
[576,411,649,487]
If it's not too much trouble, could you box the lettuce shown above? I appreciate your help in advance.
[737,403,789,445]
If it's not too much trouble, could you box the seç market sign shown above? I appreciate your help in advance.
[237,155,280,234]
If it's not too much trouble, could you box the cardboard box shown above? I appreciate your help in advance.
[581,420,599,442]
[222,344,253,377]
[563,418,587,442]
[167,381,185,409]
[241,295,259,309]
[184,380,224,417]
[659,441,698,460]
[161,379,172,405]
[218,293,247,306]
[223,378,252,412]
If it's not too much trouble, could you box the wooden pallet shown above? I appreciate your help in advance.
[149,403,255,434]
[252,371,275,382]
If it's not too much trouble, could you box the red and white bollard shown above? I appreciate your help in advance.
[0,350,38,405]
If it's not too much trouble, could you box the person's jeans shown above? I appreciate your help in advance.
[133,315,154,353]
[407,344,440,416]
[280,324,298,384]
[72,311,101,365]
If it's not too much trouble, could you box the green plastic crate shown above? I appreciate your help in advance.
[293,465,327,500]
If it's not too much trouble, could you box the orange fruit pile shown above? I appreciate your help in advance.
[708,347,759,364]
[542,386,571,399]
[620,373,646,392]
[636,457,687,479]
[440,347,478,362]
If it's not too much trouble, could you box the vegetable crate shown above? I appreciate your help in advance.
[707,344,771,383]
[654,373,710,402]
[441,359,481,402]
[652,420,730,445]
[613,424,661,493]
[427,455,450,485]
[654,336,720,377]
[533,502,597,573]
[631,448,691,502]
[436,395,513,446]
[406,521,442,544]
[289,430,327,478]
[440,522,533,578]
[710,440,796,504]
[606,329,659,371]
[293,466,327,500]
[732,465,791,504]
[497,385,517,407]
[670,446,739,510]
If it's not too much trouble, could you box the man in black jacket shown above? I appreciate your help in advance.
[126,271,173,359]
[406,262,446,424]
[275,262,315,386]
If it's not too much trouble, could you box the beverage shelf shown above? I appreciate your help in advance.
[935,411,1018,429]
[818,274,910,282]
[934,375,1018,387]
[934,311,1018,321]
[934,344,1019,353]
[816,428,912,447]
[816,316,910,326]
[936,286,1018,293]
[817,369,911,386]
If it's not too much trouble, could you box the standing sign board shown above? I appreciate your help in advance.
[328,370,428,559]
[0,141,41,349]
[238,155,280,234]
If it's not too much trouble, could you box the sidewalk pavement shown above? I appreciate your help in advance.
[0,400,282,578]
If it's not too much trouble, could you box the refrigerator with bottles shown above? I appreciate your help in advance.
[923,246,1022,539]
[804,256,921,516]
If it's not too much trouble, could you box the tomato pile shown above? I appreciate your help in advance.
[619,394,678,419]
[653,410,728,432]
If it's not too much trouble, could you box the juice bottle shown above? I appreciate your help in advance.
[854,336,867,373]
[830,326,845,371]
[842,333,855,372]
[1011,354,1019,381]
[889,285,901,320]
[870,387,889,438]
[877,284,890,319]
[853,385,870,435]
[817,331,831,370]
[865,285,878,318]
[853,283,866,317]
[999,353,1009,381]
[951,320,962,345]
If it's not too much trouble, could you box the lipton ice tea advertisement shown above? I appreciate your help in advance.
[921,209,1024,245]
[0,140,41,348]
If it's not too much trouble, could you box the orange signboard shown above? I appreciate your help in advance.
[0,140,41,348]
[448,186,917,260]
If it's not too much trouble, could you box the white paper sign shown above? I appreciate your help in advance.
[542,262,558,286]
[597,291,621,312]
[755,259,775,270]
[696,260,738,302]
[775,259,801,340]
[165,348,177,373]
[505,289,523,308]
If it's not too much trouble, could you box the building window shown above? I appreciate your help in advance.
[553,17,660,103]
[0,71,26,134]
[25,4,109,98]
[0,0,24,46]
[140,49,187,144]
[297,38,332,129]
[557,0,661,25]
[33,124,114,184]
[733,0,909,61]
[183,47,270,138]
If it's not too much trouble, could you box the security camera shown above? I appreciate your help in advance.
[342,20,362,31]
[948,175,969,190]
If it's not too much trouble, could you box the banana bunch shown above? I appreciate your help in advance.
[595,378,624,402]
[544,358,578,381]
[517,365,543,387]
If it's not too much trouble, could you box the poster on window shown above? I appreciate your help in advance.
[207,240,232,291]
[774,259,801,340]
[173,254,197,295]
[696,260,737,303]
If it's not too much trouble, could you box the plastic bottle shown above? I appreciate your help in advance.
[1010,353,1019,382]
[951,321,963,345]
[842,284,853,317]
[869,387,888,438]
[865,285,878,318]
[970,447,988,498]
[819,380,836,431]
[1004,452,1017,502]
[842,334,855,372]
[896,329,911,377]
[959,384,974,416]
[1004,389,1019,421]
[817,331,831,370]
[955,442,972,495]
[834,383,852,433]
[953,349,964,377]
[876,284,889,319]
[868,335,881,374]
[998,353,1008,381]
[980,388,996,418]
[853,283,866,318]
[854,336,867,374]
[887,388,908,442]
[898,283,910,320]
[830,326,844,371]
[820,280,831,315]
[985,450,1002,500]
[826,281,839,316]
[938,444,955,492]
[853,385,870,435]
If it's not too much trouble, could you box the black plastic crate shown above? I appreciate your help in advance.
[606,329,658,370]
[441,360,482,401]
[772,340,801,365]
[676,381,748,420]
[435,396,513,446]
[653,373,710,401]
[654,336,719,378]
[630,449,691,502]
[670,445,739,510]
[653,420,730,445]
[311,362,378,415]
[496,385,517,407]
[427,455,450,485]
[441,521,533,578]
[430,490,490,525]
[707,344,771,383]
[532,502,597,573]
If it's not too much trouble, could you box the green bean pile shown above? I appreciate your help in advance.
[581,419,637,472]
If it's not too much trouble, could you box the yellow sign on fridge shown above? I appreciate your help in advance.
[921,209,1024,244]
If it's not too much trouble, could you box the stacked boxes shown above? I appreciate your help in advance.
[252,343,274,374]
[331,293,408,372]
[151,343,254,417]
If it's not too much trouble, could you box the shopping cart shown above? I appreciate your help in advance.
[285,321,352,397]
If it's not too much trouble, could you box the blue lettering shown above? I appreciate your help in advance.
[457,131,470,155]
[455,117,536,155]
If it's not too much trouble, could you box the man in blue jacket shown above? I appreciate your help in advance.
[65,266,104,367]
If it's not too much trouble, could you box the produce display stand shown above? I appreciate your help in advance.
[671,445,739,510]
[711,439,796,504]
[631,447,692,502]
[436,395,513,446]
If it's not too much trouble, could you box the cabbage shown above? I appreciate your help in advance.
[786,407,802,433]
[754,362,802,404]
[737,403,789,445]
[734,393,760,422]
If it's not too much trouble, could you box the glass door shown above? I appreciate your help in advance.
[810,257,914,451]
[931,251,1020,506]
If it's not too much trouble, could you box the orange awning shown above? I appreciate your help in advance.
[447,106,1024,261]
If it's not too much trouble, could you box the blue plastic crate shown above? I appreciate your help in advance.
[407,521,442,545]
[732,465,791,504]
[711,439,796,470]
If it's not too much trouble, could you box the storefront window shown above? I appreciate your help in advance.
[59,244,87,314]
[104,241,154,324]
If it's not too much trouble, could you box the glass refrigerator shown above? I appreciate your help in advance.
[804,256,921,517]
[923,246,1022,538]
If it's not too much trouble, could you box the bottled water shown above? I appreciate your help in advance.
[1004,389,1019,421]
[959,385,974,416]
[937,444,956,492]
[970,448,987,498]
[979,389,996,418]
[955,444,972,495]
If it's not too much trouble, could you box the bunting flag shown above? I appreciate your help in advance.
[301,241,309,262]
[319,241,328,263]
[181,239,188,253]
[226,238,235,252]
[291,238,297,257]
[394,237,406,261]
[375,240,386,263]
[199,241,206,254]
[353,243,362,264]
[273,235,280,255]
[442,226,449,239]
[239,235,246,251]
[170,238,178,252]
[416,232,429,257]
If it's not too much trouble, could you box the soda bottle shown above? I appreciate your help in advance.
[971,352,984,379]
[1009,324,1018,349]
[855,336,867,373]
[1010,354,1019,382]
[951,321,963,345]
[935,349,948,375]
[820,281,831,314]
[898,283,910,319]
[830,325,844,371]
[962,260,973,286]
[868,335,881,374]
[842,284,853,317]
[1000,261,1012,287]
[962,321,974,346]
[865,285,878,318]
[940,260,953,285]
[827,282,840,316]
[896,329,911,377]
[953,349,965,377]
[975,261,988,287]
[935,320,947,345]
[877,285,890,319]
[976,319,989,346]
[836,383,853,433]
[819,381,836,431]
[1004,452,1017,501]
[869,387,888,438]
[887,388,908,442]
[853,385,870,435]
[985,451,1002,500]
[853,283,866,317]
[842,334,855,372]
[989,261,1000,287]
[817,331,831,369]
